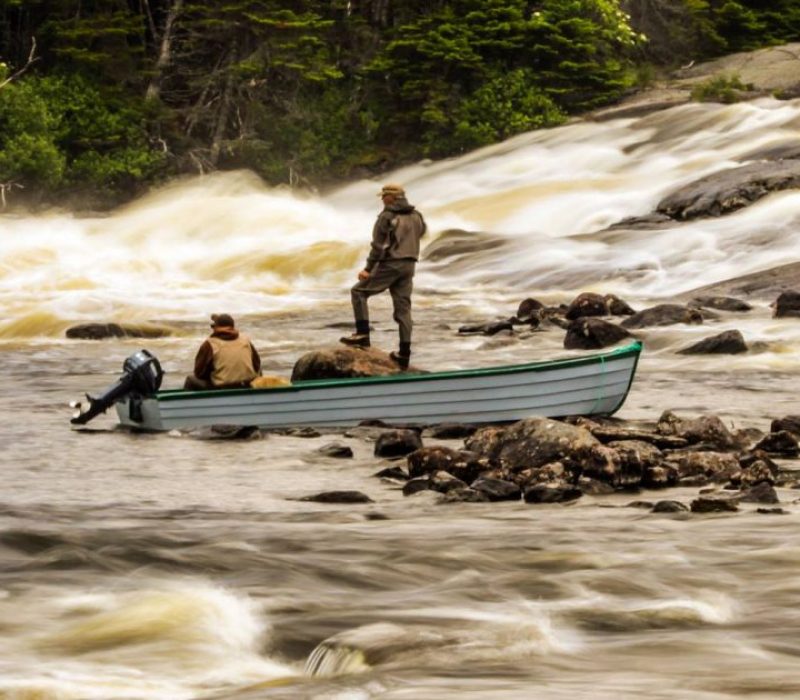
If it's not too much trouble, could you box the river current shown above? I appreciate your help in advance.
[2,98,800,699]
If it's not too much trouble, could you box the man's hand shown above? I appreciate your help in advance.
[358,269,370,282]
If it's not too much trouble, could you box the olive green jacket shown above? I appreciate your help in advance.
[365,197,427,272]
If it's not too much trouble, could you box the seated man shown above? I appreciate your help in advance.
[184,313,261,390]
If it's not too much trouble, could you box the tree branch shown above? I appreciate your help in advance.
[0,37,39,90]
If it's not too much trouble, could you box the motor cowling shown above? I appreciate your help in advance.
[71,349,163,425]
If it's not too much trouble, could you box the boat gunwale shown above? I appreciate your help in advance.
[154,340,642,403]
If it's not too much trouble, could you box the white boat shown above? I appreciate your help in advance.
[109,341,642,431]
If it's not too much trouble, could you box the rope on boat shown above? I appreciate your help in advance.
[590,354,607,414]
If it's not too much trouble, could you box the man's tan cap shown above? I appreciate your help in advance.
[378,183,405,197]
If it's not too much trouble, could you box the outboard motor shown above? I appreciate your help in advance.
[71,349,163,425]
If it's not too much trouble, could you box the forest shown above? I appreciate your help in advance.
[0,0,798,207]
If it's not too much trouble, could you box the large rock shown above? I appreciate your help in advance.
[565,292,635,319]
[676,330,748,355]
[291,346,413,381]
[465,417,616,480]
[656,411,738,450]
[407,446,485,483]
[65,322,174,340]
[656,160,800,220]
[621,304,703,329]
[666,451,741,483]
[773,290,800,318]
[564,318,632,350]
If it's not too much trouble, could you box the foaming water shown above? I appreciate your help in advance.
[1,99,799,339]
[0,580,295,699]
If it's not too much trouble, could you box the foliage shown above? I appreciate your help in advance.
[690,73,752,102]
[0,74,164,194]
[0,0,796,206]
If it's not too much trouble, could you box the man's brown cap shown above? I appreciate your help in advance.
[210,313,235,328]
[378,183,405,198]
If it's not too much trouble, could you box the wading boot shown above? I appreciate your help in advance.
[390,342,411,370]
[340,321,371,348]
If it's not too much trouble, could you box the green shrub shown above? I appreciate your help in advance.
[690,74,753,103]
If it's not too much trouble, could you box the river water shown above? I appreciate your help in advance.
[2,98,800,699]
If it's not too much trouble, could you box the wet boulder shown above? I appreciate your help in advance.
[422,423,478,439]
[770,415,800,437]
[300,491,374,504]
[407,446,485,483]
[457,321,514,336]
[516,298,546,321]
[656,160,800,220]
[66,322,174,340]
[689,296,752,312]
[464,426,508,463]
[437,487,490,504]
[523,482,583,504]
[374,429,423,458]
[642,465,679,489]
[185,424,261,440]
[471,477,522,502]
[730,460,775,488]
[656,411,738,450]
[752,430,799,456]
[676,330,748,355]
[773,290,800,318]
[402,478,431,496]
[574,417,689,449]
[564,318,632,350]
[577,477,615,495]
[690,495,739,513]
[666,451,741,483]
[374,465,409,480]
[565,292,635,320]
[740,482,779,504]
[621,304,703,329]
[468,417,603,474]
[291,346,414,381]
[652,500,689,513]
[429,471,469,494]
[516,461,569,486]
[317,442,354,458]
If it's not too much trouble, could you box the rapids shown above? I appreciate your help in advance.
[1,98,800,698]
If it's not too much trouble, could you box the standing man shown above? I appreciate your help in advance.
[340,183,427,369]
[184,313,261,390]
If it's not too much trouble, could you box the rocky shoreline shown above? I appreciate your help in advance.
[194,406,800,516]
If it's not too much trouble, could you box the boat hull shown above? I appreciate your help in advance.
[116,341,641,431]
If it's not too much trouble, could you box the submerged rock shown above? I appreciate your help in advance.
[66,322,174,340]
[652,500,689,513]
[676,330,748,355]
[457,321,514,336]
[690,495,739,513]
[621,304,703,329]
[300,491,374,504]
[317,442,354,458]
[740,482,779,504]
[689,296,752,312]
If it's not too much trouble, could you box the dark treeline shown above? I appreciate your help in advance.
[0,0,798,207]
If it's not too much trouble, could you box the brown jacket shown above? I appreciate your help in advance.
[365,197,427,272]
[194,328,261,387]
